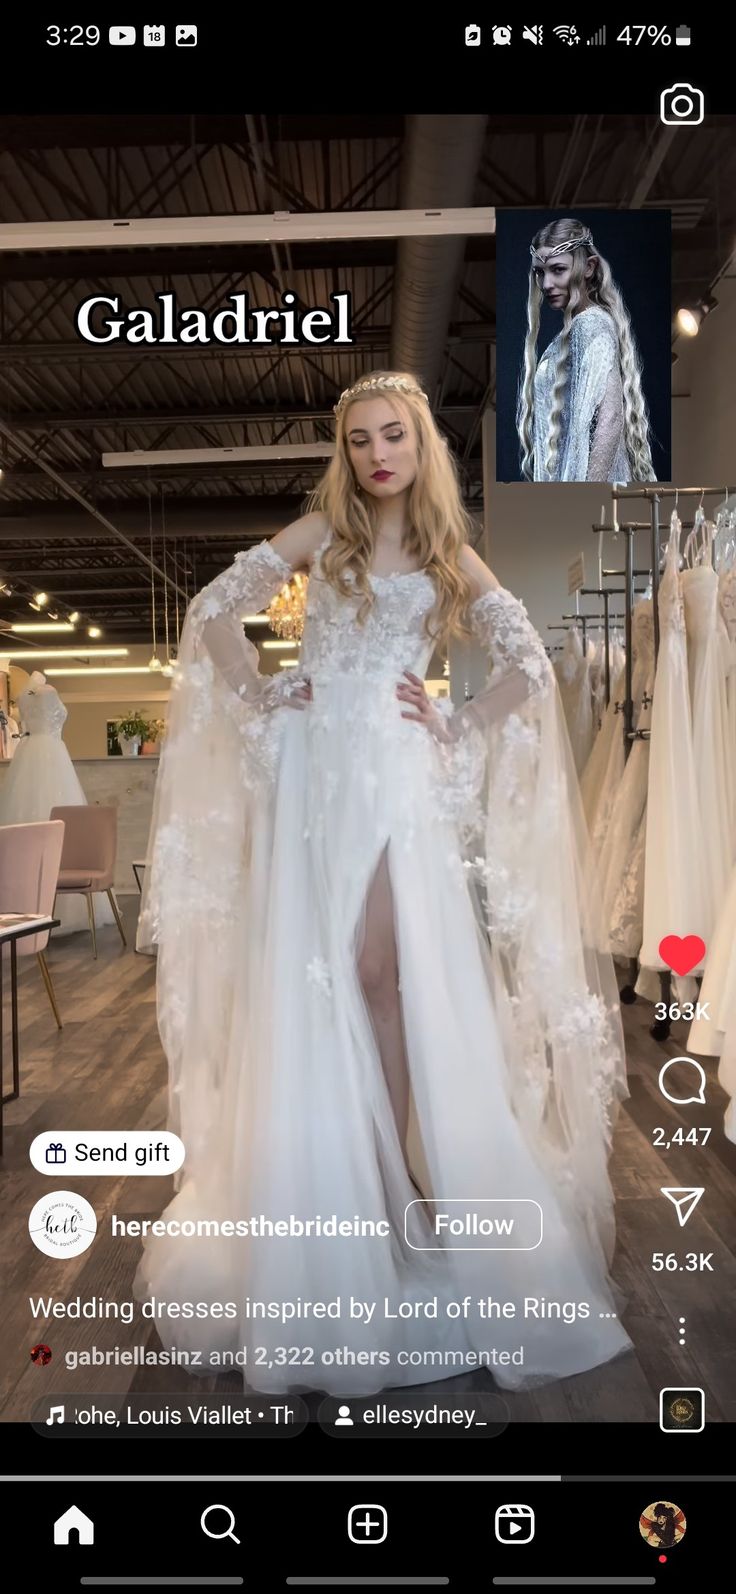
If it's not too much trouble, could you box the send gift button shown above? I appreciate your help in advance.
[30,1131,185,1176]
[405,1198,543,1252]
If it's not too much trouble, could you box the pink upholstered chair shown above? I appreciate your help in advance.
[50,805,126,959]
[0,820,65,1028]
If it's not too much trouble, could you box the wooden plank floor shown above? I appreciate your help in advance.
[2,902,735,1423]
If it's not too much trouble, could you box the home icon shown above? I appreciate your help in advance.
[54,1505,94,1545]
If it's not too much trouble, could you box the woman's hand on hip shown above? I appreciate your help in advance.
[282,675,313,710]
[396,670,450,741]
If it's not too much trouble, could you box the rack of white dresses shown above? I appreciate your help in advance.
[599,486,736,1033]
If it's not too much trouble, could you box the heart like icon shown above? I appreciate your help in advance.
[658,935,706,977]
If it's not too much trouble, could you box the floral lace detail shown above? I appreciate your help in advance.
[306,956,332,998]
[143,812,244,941]
[469,588,554,698]
[424,705,486,828]
[299,541,438,687]
[189,538,292,636]
[547,993,622,1129]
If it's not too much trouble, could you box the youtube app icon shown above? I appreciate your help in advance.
[495,1504,535,1544]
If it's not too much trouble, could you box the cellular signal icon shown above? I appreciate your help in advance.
[587,25,607,46]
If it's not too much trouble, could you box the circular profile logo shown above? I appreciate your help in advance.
[639,1500,687,1549]
[28,1190,97,1258]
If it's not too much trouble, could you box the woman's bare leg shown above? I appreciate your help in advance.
[356,848,410,1153]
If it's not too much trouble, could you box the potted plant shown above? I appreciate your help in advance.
[114,711,150,757]
[141,716,166,755]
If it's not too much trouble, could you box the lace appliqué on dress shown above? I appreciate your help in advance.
[469,588,554,700]
[190,539,292,634]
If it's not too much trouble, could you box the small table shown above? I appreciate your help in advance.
[132,859,149,893]
[0,915,59,1155]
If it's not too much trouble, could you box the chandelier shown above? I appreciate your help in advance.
[266,572,309,641]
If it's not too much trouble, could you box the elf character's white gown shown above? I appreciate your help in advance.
[135,531,632,1396]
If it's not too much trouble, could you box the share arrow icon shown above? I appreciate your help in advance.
[660,1187,705,1226]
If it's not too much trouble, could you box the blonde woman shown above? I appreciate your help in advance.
[136,370,631,1399]
[517,218,656,482]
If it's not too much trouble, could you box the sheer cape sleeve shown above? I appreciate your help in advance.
[136,539,303,1181]
[436,588,628,1269]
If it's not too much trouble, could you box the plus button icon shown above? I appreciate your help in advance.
[347,1504,388,1544]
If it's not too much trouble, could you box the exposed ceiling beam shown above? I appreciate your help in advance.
[0,320,494,364]
[0,236,495,281]
[0,207,495,254]
[1,398,485,431]
[0,419,188,600]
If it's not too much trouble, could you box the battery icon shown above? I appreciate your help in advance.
[675,25,691,45]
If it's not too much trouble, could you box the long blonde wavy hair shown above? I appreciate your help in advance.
[516,218,655,482]
[306,370,476,647]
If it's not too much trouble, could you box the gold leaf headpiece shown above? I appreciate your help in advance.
[333,375,429,417]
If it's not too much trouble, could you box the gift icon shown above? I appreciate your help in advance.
[45,1142,66,1165]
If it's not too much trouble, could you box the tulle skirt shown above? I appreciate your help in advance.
[134,676,631,1395]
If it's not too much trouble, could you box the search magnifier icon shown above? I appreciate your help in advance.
[201,1504,240,1543]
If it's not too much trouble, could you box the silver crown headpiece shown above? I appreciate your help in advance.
[530,231,594,266]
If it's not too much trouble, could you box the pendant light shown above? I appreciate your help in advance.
[147,486,162,672]
[160,488,175,676]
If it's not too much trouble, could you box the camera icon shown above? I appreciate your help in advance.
[660,82,704,126]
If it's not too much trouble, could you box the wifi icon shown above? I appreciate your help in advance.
[553,24,581,45]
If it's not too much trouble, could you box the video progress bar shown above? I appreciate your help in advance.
[492,1580,656,1588]
[80,1581,244,1588]
[287,1583,449,1588]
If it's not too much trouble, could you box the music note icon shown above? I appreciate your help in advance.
[46,1404,65,1425]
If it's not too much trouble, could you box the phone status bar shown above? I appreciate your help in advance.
[463,22,692,48]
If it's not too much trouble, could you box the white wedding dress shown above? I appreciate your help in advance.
[0,680,115,935]
[135,532,631,1396]
[640,516,708,977]
[597,601,654,964]
[554,628,594,775]
[579,651,626,833]
[682,560,733,927]
[687,860,736,1142]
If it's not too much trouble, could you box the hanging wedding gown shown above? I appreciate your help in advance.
[554,627,594,775]
[135,532,631,1396]
[718,563,736,845]
[579,649,626,833]
[686,549,736,1138]
[639,516,708,977]
[596,602,655,964]
[681,554,733,927]
[0,678,115,935]
[687,859,736,1142]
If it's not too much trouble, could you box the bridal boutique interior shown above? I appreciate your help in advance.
[2,111,736,1426]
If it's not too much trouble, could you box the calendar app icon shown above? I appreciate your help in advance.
[144,25,166,46]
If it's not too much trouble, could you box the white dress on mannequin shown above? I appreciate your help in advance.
[0,675,115,935]
[133,531,632,1396]
[639,515,708,977]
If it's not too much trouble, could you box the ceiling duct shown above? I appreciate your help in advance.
[390,115,490,400]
